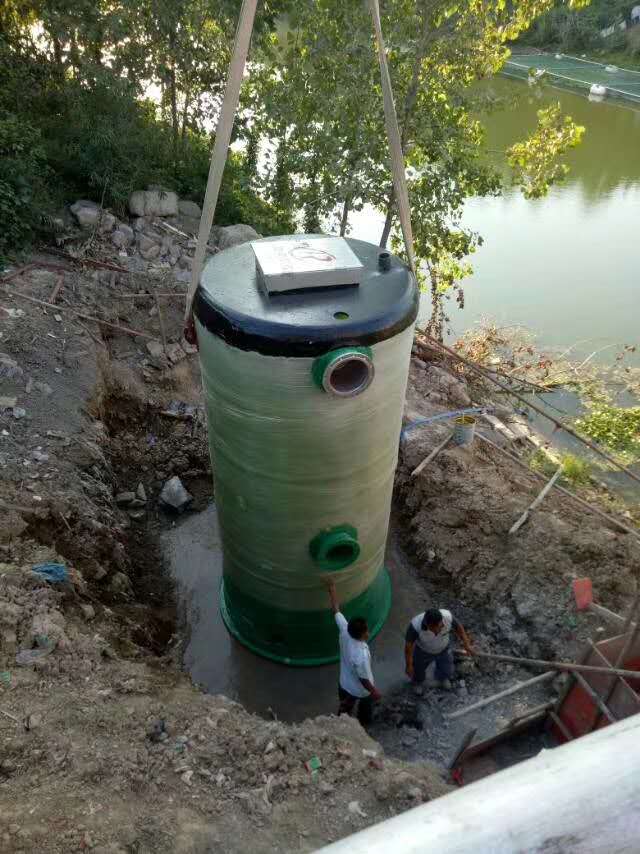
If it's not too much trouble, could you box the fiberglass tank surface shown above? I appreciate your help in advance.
[193,235,418,665]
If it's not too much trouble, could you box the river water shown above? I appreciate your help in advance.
[349,77,640,359]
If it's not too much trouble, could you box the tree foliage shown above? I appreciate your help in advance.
[248,0,587,336]
[0,0,293,255]
[1,0,586,302]
[507,103,585,199]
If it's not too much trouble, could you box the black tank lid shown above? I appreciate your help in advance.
[193,235,418,357]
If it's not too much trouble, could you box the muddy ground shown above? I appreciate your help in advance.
[1,238,639,852]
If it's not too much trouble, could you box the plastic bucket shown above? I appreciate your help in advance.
[453,415,476,447]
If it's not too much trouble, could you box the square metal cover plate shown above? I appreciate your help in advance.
[251,236,365,295]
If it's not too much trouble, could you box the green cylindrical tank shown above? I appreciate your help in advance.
[193,235,418,665]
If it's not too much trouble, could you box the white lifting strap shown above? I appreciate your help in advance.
[185,0,417,324]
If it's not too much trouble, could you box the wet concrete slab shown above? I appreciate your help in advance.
[161,503,429,722]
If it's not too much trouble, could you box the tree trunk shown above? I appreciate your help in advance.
[181,90,190,146]
[52,37,63,73]
[380,200,394,248]
[169,64,179,173]
[339,195,352,236]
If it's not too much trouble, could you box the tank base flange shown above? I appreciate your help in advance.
[219,569,392,667]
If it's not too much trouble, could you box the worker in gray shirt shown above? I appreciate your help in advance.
[405,608,474,693]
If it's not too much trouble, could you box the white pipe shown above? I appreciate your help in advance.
[318,715,640,854]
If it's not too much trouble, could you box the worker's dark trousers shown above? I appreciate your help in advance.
[338,685,373,727]
[413,645,453,684]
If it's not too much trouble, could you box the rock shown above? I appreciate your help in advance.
[408,786,422,801]
[178,200,202,219]
[115,491,136,506]
[181,338,198,356]
[138,232,161,251]
[216,224,261,251]
[264,751,284,772]
[347,801,367,818]
[319,781,335,795]
[165,342,186,364]
[109,571,133,595]
[0,354,23,380]
[112,224,134,249]
[132,217,148,233]
[136,482,147,502]
[98,212,116,233]
[0,395,17,408]
[159,476,193,513]
[181,769,194,785]
[127,509,145,520]
[174,270,191,284]
[449,382,472,408]
[25,712,43,730]
[80,604,95,621]
[178,254,193,271]
[137,233,162,261]
[129,189,179,218]
[12,407,26,419]
[146,340,165,361]
[70,200,101,228]
[34,381,52,395]
[31,449,49,463]
[160,235,176,257]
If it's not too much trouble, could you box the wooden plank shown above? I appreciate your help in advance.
[447,727,477,771]
[573,671,616,724]
[476,651,640,681]
[548,710,574,742]
[481,413,517,442]
[588,640,640,710]
[411,433,452,477]
[588,602,626,628]
[446,672,556,720]
[507,701,554,728]
[509,465,563,535]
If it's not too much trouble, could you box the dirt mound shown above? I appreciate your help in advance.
[0,662,449,853]
[398,354,640,661]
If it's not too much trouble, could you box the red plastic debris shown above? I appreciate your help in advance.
[573,578,593,611]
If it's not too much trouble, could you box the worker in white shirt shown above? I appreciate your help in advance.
[326,580,381,727]
[405,607,474,694]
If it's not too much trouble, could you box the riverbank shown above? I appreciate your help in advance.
[1,222,639,851]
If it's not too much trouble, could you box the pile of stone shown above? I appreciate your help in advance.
[68,190,262,282]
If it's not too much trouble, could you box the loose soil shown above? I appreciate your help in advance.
[1,240,638,852]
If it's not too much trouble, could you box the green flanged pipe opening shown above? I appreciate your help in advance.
[309,525,360,571]
[311,347,374,398]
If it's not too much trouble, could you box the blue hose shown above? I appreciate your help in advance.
[400,407,492,440]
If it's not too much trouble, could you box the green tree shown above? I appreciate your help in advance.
[250,0,588,337]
